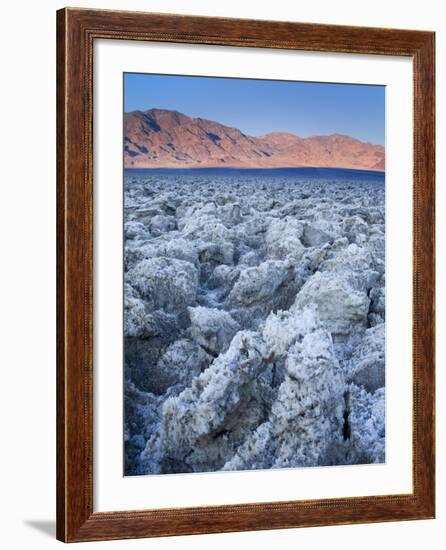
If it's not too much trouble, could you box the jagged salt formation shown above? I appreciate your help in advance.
[124,170,385,475]
[223,305,345,471]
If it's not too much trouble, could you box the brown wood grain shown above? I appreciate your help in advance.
[56,7,435,542]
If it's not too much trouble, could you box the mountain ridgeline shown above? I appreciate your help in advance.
[124,108,385,171]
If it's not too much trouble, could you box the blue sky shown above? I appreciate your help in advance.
[124,73,385,145]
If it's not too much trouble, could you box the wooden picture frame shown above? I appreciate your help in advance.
[56,7,435,542]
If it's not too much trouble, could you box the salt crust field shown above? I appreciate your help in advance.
[123,168,385,476]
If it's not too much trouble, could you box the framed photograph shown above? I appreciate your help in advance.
[56,8,435,542]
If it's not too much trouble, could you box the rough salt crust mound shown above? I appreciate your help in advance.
[123,170,385,475]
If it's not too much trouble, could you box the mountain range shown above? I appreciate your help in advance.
[124,108,385,171]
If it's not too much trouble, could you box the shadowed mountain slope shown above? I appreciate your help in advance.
[124,108,385,171]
